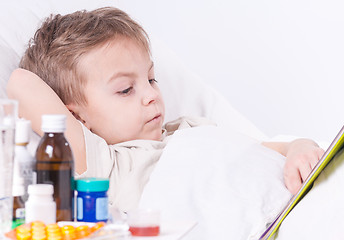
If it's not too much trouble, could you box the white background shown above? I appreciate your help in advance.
[117,0,344,143]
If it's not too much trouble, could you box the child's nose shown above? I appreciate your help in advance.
[142,85,159,106]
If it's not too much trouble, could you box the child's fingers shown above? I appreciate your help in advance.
[298,160,313,182]
[283,164,302,195]
[310,157,319,170]
[310,153,321,169]
[316,148,325,161]
[317,148,325,158]
[285,147,323,194]
[309,148,324,170]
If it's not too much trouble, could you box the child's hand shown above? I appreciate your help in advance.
[283,139,324,195]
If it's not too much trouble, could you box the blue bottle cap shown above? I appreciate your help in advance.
[76,177,109,192]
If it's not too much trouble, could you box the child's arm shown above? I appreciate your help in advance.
[262,139,324,194]
[7,68,86,174]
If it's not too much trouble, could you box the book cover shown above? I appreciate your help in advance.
[259,125,344,240]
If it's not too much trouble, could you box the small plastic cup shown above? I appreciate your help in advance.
[127,209,160,237]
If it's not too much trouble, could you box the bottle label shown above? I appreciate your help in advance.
[96,197,108,220]
[77,197,83,220]
[12,208,25,228]
[36,169,73,209]
[19,161,34,180]
[15,208,25,219]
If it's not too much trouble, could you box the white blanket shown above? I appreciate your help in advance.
[139,126,292,240]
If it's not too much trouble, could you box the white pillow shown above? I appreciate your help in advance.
[0,0,115,154]
[0,44,20,98]
[0,0,267,156]
[0,0,112,99]
[151,36,267,140]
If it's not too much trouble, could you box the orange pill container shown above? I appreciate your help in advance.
[5,221,105,240]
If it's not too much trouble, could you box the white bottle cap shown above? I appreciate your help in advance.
[41,114,66,133]
[28,184,54,196]
[15,118,31,144]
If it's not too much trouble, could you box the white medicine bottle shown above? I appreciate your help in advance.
[25,184,56,224]
[14,118,35,202]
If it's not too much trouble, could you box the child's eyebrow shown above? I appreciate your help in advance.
[106,72,135,84]
[106,61,154,84]
[149,61,154,71]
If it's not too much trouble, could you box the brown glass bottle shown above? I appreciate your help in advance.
[12,178,25,228]
[35,114,74,221]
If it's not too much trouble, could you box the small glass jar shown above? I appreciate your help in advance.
[75,178,109,222]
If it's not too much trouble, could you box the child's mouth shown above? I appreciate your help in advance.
[147,114,162,124]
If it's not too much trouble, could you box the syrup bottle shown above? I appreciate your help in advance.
[35,114,74,221]
[12,177,25,228]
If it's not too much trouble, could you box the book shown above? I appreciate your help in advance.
[258,125,344,240]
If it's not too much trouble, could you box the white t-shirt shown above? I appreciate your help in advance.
[77,116,214,212]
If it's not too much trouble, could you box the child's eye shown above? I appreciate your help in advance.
[149,79,158,84]
[118,87,133,95]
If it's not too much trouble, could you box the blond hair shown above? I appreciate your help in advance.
[20,7,150,106]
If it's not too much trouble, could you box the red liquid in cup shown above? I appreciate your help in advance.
[129,225,160,236]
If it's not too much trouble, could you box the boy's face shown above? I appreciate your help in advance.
[73,37,165,144]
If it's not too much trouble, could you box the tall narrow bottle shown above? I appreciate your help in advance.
[35,114,74,221]
[14,118,35,202]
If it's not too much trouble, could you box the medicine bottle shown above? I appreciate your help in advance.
[25,184,56,224]
[12,177,25,228]
[14,118,35,202]
[35,114,74,221]
[75,178,109,222]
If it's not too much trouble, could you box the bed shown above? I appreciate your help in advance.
[1,1,343,240]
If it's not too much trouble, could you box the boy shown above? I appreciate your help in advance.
[7,7,324,211]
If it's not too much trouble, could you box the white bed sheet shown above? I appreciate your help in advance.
[139,125,344,240]
[139,126,292,240]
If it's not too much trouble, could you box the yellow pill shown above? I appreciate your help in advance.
[91,222,105,233]
[32,228,46,235]
[32,231,47,236]
[60,225,75,232]
[61,231,76,239]
[46,223,59,229]
[32,230,47,237]
[32,221,46,227]
[60,225,76,240]
[76,225,89,231]
[16,232,31,240]
[47,227,61,235]
[47,235,62,240]
[32,225,46,233]
[32,234,47,240]
[47,231,62,237]
[76,225,91,239]
[16,225,31,234]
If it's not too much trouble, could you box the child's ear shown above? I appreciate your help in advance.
[66,103,90,130]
